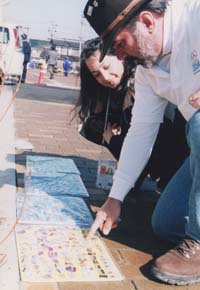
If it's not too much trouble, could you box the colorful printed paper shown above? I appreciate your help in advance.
[15,225,123,282]
[16,194,93,228]
[24,173,89,197]
[26,155,80,176]
[96,160,116,190]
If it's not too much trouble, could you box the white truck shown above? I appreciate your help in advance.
[0,23,23,79]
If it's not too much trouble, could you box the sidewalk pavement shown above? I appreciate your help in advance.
[0,72,199,289]
[0,86,19,290]
[26,67,80,90]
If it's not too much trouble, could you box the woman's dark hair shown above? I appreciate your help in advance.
[74,37,135,122]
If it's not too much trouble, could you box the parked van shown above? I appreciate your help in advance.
[0,23,23,78]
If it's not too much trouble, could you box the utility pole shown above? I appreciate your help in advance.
[79,16,85,57]
[48,21,58,46]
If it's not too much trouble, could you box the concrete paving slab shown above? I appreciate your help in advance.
[0,85,19,290]
[20,282,58,290]
[59,281,135,290]
[0,232,20,290]
[110,248,152,281]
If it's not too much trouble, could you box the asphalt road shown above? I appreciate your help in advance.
[16,83,80,105]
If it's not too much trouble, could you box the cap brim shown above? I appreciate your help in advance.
[100,29,118,62]
[99,12,135,63]
[99,0,152,62]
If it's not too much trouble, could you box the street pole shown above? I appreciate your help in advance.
[48,21,58,46]
[79,16,85,57]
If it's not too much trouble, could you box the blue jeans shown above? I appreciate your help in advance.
[152,110,200,243]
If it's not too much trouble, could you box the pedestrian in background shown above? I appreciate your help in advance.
[63,56,71,77]
[21,34,31,83]
[46,45,58,79]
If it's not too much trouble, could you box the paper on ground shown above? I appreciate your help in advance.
[15,225,123,282]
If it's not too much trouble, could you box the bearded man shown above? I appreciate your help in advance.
[84,0,200,286]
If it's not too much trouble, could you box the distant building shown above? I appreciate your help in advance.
[30,38,82,73]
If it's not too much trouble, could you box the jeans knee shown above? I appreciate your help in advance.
[152,210,186,243]
[151,210,176,242]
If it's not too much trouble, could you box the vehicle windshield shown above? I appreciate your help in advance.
[0,27,10,43]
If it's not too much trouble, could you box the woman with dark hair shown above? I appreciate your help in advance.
[76,37,135,161]
[75,38,189,190]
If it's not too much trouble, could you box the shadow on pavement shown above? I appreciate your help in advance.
[0,168,17,188]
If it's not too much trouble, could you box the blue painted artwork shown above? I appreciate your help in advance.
[17,194,93,228]
[24,172,89,197]
[26,155,80,176]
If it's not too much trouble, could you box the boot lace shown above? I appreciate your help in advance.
[173,238,200,259]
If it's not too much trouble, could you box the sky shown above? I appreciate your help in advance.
[2,0,97,41]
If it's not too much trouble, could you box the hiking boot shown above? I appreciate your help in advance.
[151,237,200,285]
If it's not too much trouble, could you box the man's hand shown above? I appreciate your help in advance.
[87,197,121,239]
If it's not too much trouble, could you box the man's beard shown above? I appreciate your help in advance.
[132,55,159,68]
[129,56,158,68]
[131,22,161,68]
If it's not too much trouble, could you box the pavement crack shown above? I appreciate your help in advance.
[131,280,139,290]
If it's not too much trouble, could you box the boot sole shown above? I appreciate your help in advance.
[151,266,200,286]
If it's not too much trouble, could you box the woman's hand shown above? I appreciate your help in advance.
[87,197,121,239]
[103,123,121,144]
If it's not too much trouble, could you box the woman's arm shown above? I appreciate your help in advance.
[94,100,104,114]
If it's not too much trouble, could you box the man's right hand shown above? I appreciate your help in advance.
[87,197,121,239]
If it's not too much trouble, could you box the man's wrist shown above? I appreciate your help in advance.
[107,196,122,204]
